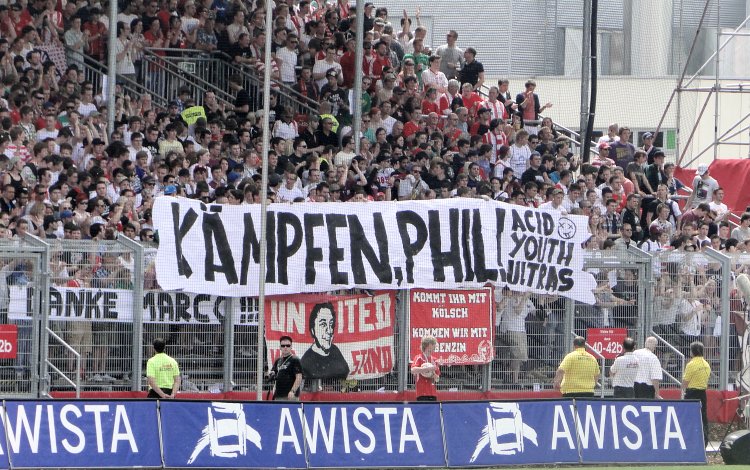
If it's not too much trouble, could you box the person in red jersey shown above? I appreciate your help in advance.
[411,335,440,401]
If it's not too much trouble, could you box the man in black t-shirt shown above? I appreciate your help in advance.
[271,335,303,400]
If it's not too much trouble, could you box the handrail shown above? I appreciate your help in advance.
[211,50,320,110]
[46,327,80,398]
[651,332,685,388]
[139,52,235,106]
[143,47,319,116]
[62,44,169,108]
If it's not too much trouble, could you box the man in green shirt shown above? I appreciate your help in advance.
[146,338,181,399]
[403,38,430,87]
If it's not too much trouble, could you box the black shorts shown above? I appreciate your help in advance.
[147,388,171,398]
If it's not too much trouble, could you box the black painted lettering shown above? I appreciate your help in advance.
[325,213,349,284]
[461,209,474,281]
[472,209,497,282]
[102,292,118,319]
[240,213,261,285]
[396,211,427,284]
[175,293,192,322]
[202,212,239,284]
[428,209,462,282]
[171,203,198,277]
[276,212,303,285]
[303,213,325,284]
[192,294,211,322]
[348,213,392,284]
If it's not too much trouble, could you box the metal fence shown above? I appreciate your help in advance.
[0,238,743,398]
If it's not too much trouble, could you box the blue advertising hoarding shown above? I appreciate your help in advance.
[303,403,445,468]
[160,401,307,469]
[575,399,707,463]
[0,399,706,469]
[442,400,580,467]
[1,400,161,469]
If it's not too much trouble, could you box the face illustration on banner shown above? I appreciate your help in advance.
[300,302,351,379]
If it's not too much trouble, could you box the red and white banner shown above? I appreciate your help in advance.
[265,292,395,380]
[409,288,494,366]
[0,325,18,359]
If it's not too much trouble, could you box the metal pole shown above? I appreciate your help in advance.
[353,0,364,154]
[118,235,145,392]
[397,290,409,393]
[106,0,117,136]
[713,0,720,163]
[223,297,235,393]
[653,0,713,145]
[676,89,713,166]
[705,249,732,391]
[582,0,598,165]
[580,0,592,154]
[255,2,275,401]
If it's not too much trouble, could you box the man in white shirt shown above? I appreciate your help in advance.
[633,336,663,398]
[610,337,639,398]
[508,130,531,177]
[277,34,300,85]
[276,173,305,202]
[708,187,728,223]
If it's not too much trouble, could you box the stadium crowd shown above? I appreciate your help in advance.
[0,0,746,388]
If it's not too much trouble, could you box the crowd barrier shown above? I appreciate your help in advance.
[0,399,705,468]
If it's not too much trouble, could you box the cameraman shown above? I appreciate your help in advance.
[269,336,303,401]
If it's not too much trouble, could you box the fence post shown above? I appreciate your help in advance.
[397,290,409,393]
[118,235,145,391]
[705,248,731,390]
[24,235,49,397]
[223,297,235,393]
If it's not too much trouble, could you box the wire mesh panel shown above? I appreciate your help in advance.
[0,240,45,396]
[45,240,136,392]
[490,290,565,391]
[652,250,725,388]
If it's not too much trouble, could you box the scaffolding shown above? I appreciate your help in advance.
[657,0,750,168]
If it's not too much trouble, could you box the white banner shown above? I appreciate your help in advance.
[153,198,597,304]
[7,286,259,324]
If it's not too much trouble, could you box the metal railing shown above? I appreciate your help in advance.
[583,338,607,398]
[62,44,169,109]
[652,331,685,388]
[140,48,319,116]
[46,327,81,398]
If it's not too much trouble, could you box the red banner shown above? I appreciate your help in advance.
[409,288,494,365]
[265,292,395,380]
[586,328,628,359]
[0,325,17,359]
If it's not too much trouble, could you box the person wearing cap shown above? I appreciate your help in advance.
[641,147,664,187]
[640,131,659,164]
[320,69,350,119]
[685,163,719,209]
[592,142,615,167]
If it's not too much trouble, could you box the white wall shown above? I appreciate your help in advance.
[486,76,750,166]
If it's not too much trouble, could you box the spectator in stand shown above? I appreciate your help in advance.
[686,164,719,209]
[731,213,750,242]
[459,47,484,91]
[516,80,552,135]
[611,127,636,169]
[435,30,462,80]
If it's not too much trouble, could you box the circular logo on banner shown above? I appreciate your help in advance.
[557,217,576,239]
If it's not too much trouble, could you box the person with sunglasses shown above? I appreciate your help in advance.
[270,335,303,401]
